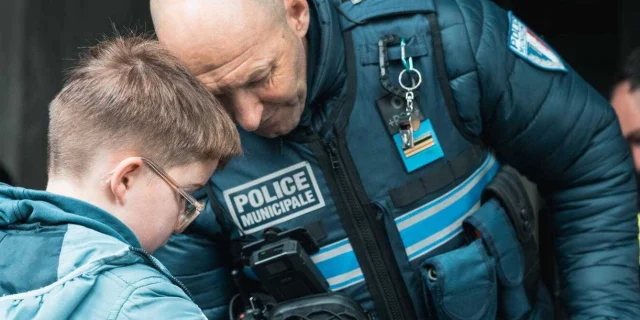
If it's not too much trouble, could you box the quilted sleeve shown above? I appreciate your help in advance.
[441,0,640,317]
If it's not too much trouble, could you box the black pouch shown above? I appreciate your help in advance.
[269,292,369,320]
[421,239,497,320]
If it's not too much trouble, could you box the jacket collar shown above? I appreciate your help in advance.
[306,0,346,108]
[0,183,142,248]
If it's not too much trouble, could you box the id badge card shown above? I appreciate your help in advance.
[393,119,444,173]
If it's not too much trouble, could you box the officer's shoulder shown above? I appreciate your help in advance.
[434,0,479,26]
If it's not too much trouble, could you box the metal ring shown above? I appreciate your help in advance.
[427,267,437,281]
[398,68,422,91]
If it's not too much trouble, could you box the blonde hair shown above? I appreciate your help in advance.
[48,35,241,178]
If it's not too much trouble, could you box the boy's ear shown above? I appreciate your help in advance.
[109,157,145,205]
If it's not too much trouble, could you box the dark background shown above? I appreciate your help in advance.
[0,0,638,188]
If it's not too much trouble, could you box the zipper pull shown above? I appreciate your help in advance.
[373,204,386,221]
[325,141,340,169]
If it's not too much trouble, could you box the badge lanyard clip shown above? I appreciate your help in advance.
[398,38,423,150]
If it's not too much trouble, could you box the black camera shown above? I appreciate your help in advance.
[232,228,369,320]
[241,228,329,302]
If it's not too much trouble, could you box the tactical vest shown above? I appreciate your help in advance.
[202,0,548,319]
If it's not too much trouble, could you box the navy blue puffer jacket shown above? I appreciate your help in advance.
[155,0,640,318]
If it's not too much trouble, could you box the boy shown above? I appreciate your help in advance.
[0,36,241,319]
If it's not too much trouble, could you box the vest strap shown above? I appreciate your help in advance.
[389,145,483,207]
[426,12,481,145]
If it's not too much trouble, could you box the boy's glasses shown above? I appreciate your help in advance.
[102,157,204,233]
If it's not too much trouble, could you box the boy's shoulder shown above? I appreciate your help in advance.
[0,226,202,319]
[99,255,174,289]
[59,224,178,290]
[92,259,205,320]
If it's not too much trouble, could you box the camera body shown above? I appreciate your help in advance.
[242,228,329,302]
[249,236,328,302]
[235,228,369,320]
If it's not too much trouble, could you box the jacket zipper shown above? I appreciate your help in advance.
[324,139,408,320]
[129,247,194,301]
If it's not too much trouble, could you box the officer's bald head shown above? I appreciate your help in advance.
[151,0,285,40]
[150,0,292,71]
[153,2,248,42]
[150,0,312,137]
[150,0,284,18]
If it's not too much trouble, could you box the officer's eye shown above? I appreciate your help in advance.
[249,73,271,88]
[626,135,640,146]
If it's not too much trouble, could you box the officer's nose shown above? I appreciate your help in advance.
[230,91,263,132]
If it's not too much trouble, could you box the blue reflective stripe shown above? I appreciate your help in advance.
[400,155,499,260]
[316,238,350,254]
[314,249,359,279]
[310,154,500,291]
[312,241,365,290]
[396,154,496,225]
[399,197,475,251]
[332,274,365,291]
[409,225,464,260]
[408,224,465,261]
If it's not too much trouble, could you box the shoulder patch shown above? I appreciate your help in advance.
[507,11,567,72]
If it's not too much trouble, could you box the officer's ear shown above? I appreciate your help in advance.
[283,0,310,38]
[108,157,145,205]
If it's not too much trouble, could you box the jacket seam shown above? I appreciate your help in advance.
[502,74,552,146]
[475,0,488,109]
[105,269,169,288]
[551,85,591,169]
[487,55,518,132]
[451,0,477,58]
[449,69,476,82]
[110,277,174,320]
[554,88,613,180]
[0,255,116,302]
[102,271,129,290]
[475,0,486,56]
[451,0,485,135]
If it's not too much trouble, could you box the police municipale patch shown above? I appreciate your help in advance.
[223,162,326,234]
[508,11,567,72]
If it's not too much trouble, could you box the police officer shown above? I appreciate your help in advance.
[151,0,640,319]
[611,48,640,246]
[612,48,640,174]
